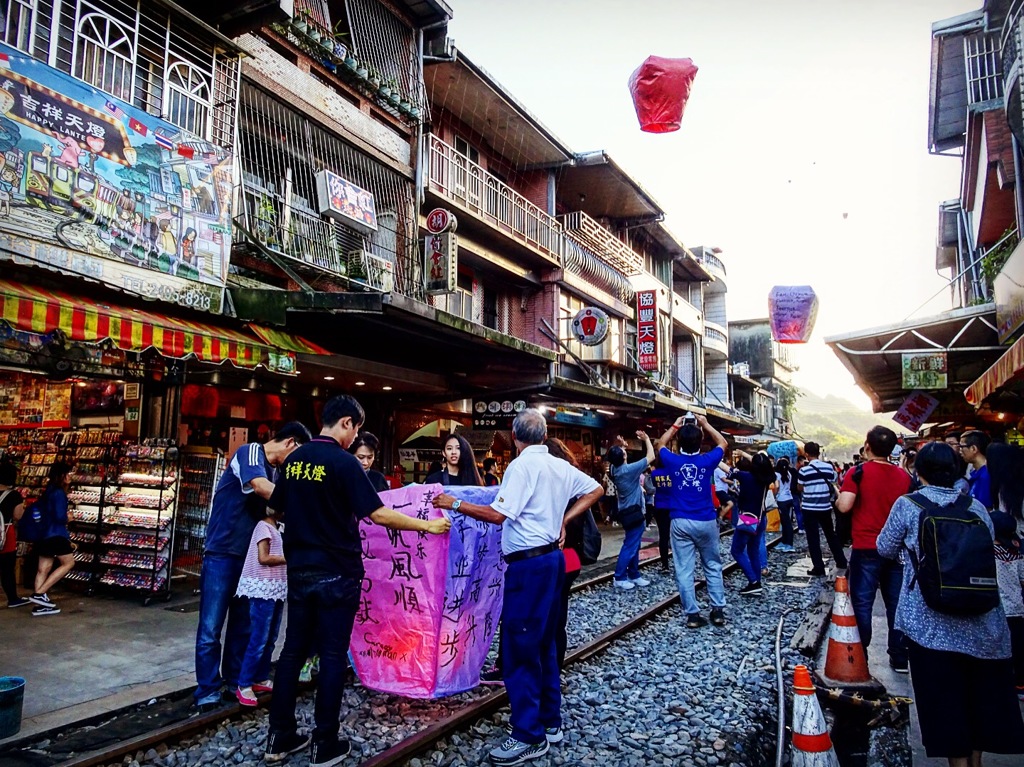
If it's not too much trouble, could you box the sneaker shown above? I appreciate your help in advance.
[236,687,258,706]
[629,576,651,587]
[806,568,827,577]
[889,658,909,675]
[613,579,636,590]
[265,730,311,763]
[710,608,726,626]
[489,736,549,765]
[252,680,273,693]
[7,597,30,608]
[480,665,505,686]
[310,738,350,767]
[775,544,795,553]
[31,604,60,616]
[686,613,708,629]
[29,592,53,607]
[739,582,763,596]
[299,658,315,684]
[503,723,563,743]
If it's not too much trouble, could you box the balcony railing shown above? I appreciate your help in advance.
[965,31,1003,107]
[699,251,726,276]
[426,135,563,263]
[560,211,643,276]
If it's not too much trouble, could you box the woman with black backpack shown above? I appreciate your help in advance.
[877,441,1024,764]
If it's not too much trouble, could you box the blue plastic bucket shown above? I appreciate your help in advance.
[0,676,25,739]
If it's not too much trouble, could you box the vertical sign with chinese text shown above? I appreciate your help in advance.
[636,290,659,372]
[424,232,458,295]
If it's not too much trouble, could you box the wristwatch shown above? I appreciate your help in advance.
[451,499,462,511]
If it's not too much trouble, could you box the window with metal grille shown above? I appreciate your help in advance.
[965,31,1003,106]
[165,61,212,139]
[74,9,135,102]
[1,0,36,52]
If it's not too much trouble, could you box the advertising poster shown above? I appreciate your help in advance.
[0,42,233,313]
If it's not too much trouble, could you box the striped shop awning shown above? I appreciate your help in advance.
[0,279,319,372]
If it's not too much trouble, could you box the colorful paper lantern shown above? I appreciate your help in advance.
[768,285,819,344]
[767,440,799,464]
[628,56,699,133]
[349,484,504,698]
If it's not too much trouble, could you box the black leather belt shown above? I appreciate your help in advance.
[504,541,559,564]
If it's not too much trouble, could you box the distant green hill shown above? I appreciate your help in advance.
[791,389,896,462]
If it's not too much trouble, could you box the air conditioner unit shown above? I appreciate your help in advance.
[347,249,394,294]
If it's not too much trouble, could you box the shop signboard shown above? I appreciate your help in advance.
[425,208,457,234]
[995,240,1024,342]
[550,408,605,428]
[901,352,947,390]
[0,42,233,313]
[315,169,378,235]
[472,397,525,429]
[571,307,609,346]
[425,231,458,295]
[892,390,940,433]
[636,289,659,372]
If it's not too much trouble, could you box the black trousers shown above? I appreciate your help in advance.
[0,551,17,603]
[804,508,847,571]
[653,507,671,567]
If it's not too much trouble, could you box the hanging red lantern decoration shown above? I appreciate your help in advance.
[628,56,699,133]
[768,286,819,344]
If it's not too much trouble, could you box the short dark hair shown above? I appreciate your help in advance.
[961,430,990,456]
[321,395,365,430]
[482,457,497,471]
[866,426,897,458]
[349,431,380,454]
[273,421,312,444]
[48,460,72,487]
[678,424,702,453]
[0,458,17,486]
[804,442,821,458]
[606,445,626,467]
[915,442,961,488]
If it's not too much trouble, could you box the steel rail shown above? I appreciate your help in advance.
[54,533,772,767]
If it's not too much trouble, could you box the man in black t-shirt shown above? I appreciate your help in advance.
[264,395,451,767]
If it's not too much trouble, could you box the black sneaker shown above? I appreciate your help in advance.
[889,658,909,674]
[310,738,350,767]
[806,568,826,577]
[265,730,312,763]
[686,613,708,629]
[710,608,726,626]
[7,597,30,608]
[739,582,763,596]
[31,604,60,616]
[29,592,54,607]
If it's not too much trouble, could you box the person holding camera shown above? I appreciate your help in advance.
[606,431,656,590]
[655,413,729,628]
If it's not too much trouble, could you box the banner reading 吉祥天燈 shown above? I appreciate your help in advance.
[0,42,232,313]
[349,483,505,699]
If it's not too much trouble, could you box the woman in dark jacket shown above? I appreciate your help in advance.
[30,461,75,615]
[349,432,390,493]
[425,435,483,486]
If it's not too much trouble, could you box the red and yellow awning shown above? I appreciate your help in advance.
[0,279,322,373]
[965,333,1024,406]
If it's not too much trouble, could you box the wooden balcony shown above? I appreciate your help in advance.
[559,211,643,276]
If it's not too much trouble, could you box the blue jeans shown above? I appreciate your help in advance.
[194,553,249,705]
[614,521,644,581]
[670,517,725,615]
[237,597,283,688]
[269,570,361,743]
[778,500,795,545]
[849,549,907,664]
[731,513,766,584]
[794,496,804,530]
[503,551,564,745]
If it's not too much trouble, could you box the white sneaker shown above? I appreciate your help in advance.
[629,576,651,587]
[613,579,636,590]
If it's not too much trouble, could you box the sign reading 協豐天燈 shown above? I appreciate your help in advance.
[0,42,233,313]
[636,290,659,372]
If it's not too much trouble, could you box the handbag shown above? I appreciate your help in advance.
[735,512,761,534]
[617,503,646,530]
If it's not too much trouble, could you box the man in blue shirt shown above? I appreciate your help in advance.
[655,413,729,629]
[960,430,992,510]
[193,422,312,711]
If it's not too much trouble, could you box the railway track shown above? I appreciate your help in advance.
[39,529,777,767]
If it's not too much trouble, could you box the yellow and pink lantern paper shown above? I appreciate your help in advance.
[768,285,819,344]
[349,484,504,699]
[627,56,699,133]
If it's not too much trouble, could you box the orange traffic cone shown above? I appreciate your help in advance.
[791,665,840,767]
[821,575,871,685]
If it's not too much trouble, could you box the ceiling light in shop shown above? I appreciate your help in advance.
[323,376,335,381]
[382,386,393,391]
[355,381,365,386]
[596,409,615,416]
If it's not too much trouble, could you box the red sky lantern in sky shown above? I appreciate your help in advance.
[628,56,699,133]
[769,285,819,344]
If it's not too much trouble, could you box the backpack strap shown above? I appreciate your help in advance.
[903,492,936,590]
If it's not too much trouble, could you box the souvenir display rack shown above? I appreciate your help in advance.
[173,448,223,581]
